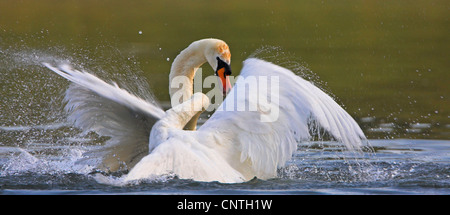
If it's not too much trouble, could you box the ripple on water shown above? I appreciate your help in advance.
[0,123,449,194]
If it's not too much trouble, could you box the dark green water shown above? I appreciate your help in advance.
[0,0,449,194]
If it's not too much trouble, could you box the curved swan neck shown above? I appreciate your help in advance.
[169,40,210,106]
[160,93,210,130]
[149,93,209,151]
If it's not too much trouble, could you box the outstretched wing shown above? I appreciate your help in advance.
[199,58,367,178]
[43,63,165,172]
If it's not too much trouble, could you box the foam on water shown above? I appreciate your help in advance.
[0,143,94,177]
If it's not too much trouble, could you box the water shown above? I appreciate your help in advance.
[0,128,449,194]
[1,0,449,194]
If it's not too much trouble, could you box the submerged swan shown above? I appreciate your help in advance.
[43,38,367,183]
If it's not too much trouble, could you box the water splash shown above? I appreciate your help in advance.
[92,172,178,187]
[248,45,334,98]
[0,39,161,180]
[0,146,94,176]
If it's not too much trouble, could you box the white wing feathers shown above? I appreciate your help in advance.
[200,58,366,179]
[43,63,165,172]
[43,63,165,120]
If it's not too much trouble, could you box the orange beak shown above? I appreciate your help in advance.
[215,57,232,96]
[217,67,232,96]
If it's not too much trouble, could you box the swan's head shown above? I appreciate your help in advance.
[204,39,232,96]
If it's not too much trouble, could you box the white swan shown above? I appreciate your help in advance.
[43,38,367,183]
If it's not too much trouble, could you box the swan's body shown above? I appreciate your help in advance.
[43,38,367,183]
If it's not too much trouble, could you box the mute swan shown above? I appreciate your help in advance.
[43,38,367,183]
